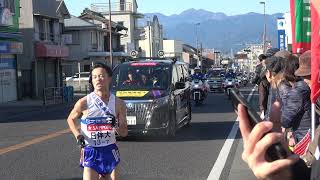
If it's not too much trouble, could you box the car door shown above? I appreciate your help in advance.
[172,64,183,123]
[181,64,190,120]
[176,64,187,124]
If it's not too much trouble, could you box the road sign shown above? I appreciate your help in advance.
[130,50,138,58]
[158,50,164,57]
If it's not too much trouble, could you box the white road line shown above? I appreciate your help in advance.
[207,86,256,180]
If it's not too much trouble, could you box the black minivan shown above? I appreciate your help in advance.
[111,59,192,136]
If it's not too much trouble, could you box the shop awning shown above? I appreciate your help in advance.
[88,51,128,57]
[35,42,69,58]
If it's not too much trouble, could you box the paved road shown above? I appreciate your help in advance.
[0,90,254,180]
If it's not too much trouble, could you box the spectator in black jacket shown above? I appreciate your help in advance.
[281,51,314,142]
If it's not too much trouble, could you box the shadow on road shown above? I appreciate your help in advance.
[121,121,238,142]
[0,105,73,123]
[191,94,235,114]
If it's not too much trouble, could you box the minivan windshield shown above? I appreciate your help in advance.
[112,62,171,91]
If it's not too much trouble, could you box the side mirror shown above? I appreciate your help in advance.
[175,82,185,89]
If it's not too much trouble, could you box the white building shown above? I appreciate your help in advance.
[283,12,293,51]
[91,0,144,53]
[138,15,163,58]
[236,44,263,72]
[163,40,183,60]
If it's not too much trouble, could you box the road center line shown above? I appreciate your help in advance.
[0,128,71,156]
[207,86,256,180]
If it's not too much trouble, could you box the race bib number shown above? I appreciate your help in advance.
[88,124,115,146]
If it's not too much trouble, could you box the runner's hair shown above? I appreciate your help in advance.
[89,63,113,92]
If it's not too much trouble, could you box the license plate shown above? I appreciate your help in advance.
[127,116,136,125]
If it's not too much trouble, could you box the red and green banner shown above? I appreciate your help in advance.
[290,0,312,54]
[311,0,320,103]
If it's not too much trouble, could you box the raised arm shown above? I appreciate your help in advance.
[116,98,128,137]
[67,97,86,139]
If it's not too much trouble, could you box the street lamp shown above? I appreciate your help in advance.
[108,0,113,67]
[260,1,267,54]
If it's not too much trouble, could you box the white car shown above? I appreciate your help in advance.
[65,72,90,92]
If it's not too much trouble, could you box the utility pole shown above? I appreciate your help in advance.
[108,0,113,67]
[195,23,200,67]
[200,43,203,71]
[260,1,267,54]
[148,21,152,58]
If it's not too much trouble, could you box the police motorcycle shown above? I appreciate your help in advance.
[223,78,239,98]
[191,77,209,105]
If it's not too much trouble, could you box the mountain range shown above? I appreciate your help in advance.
[140,8,283,53]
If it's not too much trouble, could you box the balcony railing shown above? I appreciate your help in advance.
[91,2,134,14]
[35,32,63,45]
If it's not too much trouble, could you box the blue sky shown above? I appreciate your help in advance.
[65,0,290,16]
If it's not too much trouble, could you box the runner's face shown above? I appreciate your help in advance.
[91,67,111,91]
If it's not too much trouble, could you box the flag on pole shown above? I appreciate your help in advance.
[311,0,320,103]
[290,0,312,54]
[293,130,311,155]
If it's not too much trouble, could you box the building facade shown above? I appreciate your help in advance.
[138,15,163,58]
[163,40,183,60]
[63,8,127,77]
[0,0,23,103]
[91,0,144,53]
[18,0,70,99]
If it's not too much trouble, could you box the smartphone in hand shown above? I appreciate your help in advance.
[230,88,288,161]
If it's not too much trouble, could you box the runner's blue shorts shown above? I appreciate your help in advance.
[80,144,120,175]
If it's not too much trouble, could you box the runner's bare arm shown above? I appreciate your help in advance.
[116,98,128,137]
[67,97,86,139]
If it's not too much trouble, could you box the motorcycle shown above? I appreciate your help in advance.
[223,78,239,98]
[191,79,208,105]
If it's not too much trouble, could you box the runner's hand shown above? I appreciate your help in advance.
[238,104,299,180]
[76,135,85,148]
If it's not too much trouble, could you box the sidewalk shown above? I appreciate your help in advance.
[0,95,83,121]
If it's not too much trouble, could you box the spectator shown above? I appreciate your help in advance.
[281,51,314,143]
[264,56,285,122]
[258,48,280,118]
[252,54,267,85]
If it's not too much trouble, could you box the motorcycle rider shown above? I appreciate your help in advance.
[192,67,205,80]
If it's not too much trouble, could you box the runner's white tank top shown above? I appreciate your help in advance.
[80,92,117,147]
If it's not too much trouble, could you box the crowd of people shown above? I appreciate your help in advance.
[241,49,319,179]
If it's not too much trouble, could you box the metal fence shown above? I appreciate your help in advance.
[43,87,64,106]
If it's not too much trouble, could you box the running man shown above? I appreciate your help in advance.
[67,63,128,180]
